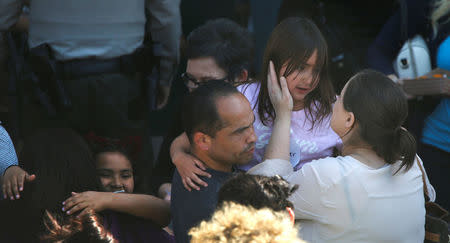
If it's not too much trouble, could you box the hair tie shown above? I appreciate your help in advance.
[394,126,404,136]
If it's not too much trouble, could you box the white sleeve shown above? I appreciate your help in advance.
[247,159,293,178]
[248,158,327,221]
[286,162,327,221]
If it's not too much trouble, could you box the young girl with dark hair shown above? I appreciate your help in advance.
[62,140,174,243]
[250,68,435,242]
[170,17,341,191]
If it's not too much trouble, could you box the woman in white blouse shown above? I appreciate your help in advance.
[249,63,434,243]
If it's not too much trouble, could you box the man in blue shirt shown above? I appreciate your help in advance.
[170,80,256,243]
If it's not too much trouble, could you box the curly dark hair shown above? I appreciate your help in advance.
[186,18,254,81]
[217,173,298,211]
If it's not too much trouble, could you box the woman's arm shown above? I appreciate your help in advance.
[170,133,211,191]
[264,61,292,161]
[63,191,171,227]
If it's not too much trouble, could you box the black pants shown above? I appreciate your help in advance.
[419,143,450,210]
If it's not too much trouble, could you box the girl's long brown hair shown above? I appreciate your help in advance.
[256,17,335,128]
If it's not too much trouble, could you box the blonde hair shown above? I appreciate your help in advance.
[431,0,450,36]
[189,202,306,243]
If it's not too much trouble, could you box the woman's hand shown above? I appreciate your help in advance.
[267,60,293,117]
[62,191,110,217]
[172,151,211,191]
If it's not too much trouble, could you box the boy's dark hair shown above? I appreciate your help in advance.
[343,69,417,172]
[186,18,254,81]
[217,173,299,211]
[182,80,239,143]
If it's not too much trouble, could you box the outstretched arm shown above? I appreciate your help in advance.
[63,191,171,227]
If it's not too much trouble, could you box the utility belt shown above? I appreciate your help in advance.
[26,43,159,116]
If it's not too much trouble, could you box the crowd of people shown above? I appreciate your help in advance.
[0,0,449,242]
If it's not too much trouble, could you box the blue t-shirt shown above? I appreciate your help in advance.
[170,168,232,243]
[421,36,450,152]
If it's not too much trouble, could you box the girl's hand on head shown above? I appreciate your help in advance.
[267,60,293,117]
[62,191,110,217]
[172,151,211,192]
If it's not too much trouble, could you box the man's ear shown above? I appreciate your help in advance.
[235,69,249,83]
[193,132,211,151]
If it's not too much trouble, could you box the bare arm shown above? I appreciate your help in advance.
[63,192,171,227]
[105,193,170,226]
[263,61,292,161]
[170,132,191,159]
[170,132,211,191]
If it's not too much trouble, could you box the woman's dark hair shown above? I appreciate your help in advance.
[41,210,116,243]
[256,17,335,127]
[217,173,298,211]
[343,70,416,172]
[14,128,101,241]
[186,18,254,81]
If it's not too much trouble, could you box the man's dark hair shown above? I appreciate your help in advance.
[217,173,299,211]
[186,18,254,81]
[182,80,239,143]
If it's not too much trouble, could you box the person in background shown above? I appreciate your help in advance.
[170,17,341,190]
[62,142,173,242]
[1,122,36,200]
[171,80,256,243]
[189,202,306,243]
[154,18,254,193]
[0,0,181,138]
[250,68,434,242]
[367,0,450,209]
[0,128,101,242]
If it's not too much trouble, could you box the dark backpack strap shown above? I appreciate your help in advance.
[399,0,408,41]
[415,155,430,202]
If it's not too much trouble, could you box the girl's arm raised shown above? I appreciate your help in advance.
[264,61,292,161]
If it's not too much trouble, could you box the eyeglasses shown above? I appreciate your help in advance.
[181,72,229,90]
